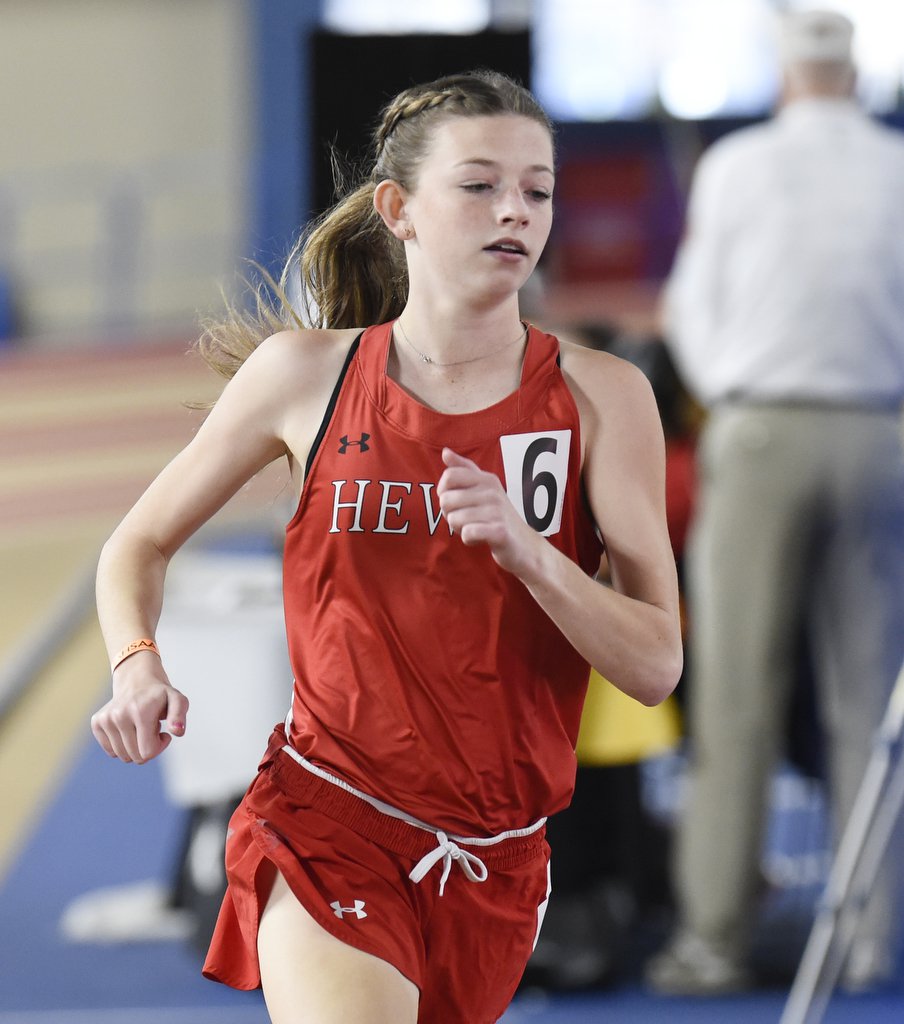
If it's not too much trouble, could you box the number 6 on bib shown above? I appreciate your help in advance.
[500,430,572,537]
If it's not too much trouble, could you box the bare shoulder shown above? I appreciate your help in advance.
[241,327,359,396]
[558,337,658,433]
[198,326,363,470]
[235,327,362,476]
[557,339,668,563]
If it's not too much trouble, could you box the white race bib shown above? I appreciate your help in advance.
[500,430,572,537]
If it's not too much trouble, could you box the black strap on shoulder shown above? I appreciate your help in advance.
[304,333,363,480]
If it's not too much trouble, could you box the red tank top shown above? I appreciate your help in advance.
[283,321,604,835]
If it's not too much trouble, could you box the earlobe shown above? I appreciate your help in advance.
[373,179,413,241]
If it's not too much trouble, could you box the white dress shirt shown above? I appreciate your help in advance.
[664,98,904,407]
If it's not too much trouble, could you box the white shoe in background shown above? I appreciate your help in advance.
[59,880,194,944]
[840,938,896,993]
[645,930,753,996]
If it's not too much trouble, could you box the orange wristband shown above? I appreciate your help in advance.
[111,638,161,673]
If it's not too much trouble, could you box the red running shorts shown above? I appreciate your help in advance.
[202,737,551,1024]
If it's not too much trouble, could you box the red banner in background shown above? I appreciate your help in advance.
[549,147,683,285]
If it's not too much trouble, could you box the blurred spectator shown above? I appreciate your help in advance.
[647,9,904,995]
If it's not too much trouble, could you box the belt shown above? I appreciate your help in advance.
[719,392,902,414]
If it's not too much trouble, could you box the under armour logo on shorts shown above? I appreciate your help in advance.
[330,899,367,920]
[338,433,370,454]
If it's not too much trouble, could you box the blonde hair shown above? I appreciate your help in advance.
[199,70,553,379]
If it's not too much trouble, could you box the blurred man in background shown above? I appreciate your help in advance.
[647,9,904,995]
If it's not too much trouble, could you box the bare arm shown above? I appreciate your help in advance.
[91,329,352,763]
[437,345,682,706]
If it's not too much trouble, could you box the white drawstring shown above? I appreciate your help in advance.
[279,738,545,896]
[408,831,489,896]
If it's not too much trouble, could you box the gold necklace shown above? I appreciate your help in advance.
[395,318,528,368]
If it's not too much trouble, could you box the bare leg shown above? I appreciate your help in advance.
[257,870,419,1024]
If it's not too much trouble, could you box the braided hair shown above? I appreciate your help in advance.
[199,70,553,379]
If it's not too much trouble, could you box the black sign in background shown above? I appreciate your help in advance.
[308,30,532,216]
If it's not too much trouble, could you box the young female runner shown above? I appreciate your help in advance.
[91,71,682,1024]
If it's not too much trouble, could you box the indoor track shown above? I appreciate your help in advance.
[1,337,902,1023]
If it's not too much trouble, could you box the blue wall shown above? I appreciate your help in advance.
[247,0,323,277]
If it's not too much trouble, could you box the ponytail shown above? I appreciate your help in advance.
[299,182,407,331]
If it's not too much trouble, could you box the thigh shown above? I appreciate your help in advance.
[258,870,419,1024]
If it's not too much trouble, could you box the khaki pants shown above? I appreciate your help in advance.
[675,403,904,960]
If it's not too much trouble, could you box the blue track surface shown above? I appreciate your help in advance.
[2,726,903,1023]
